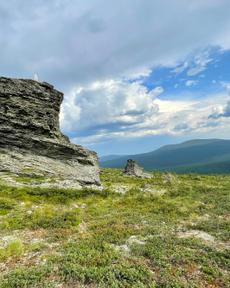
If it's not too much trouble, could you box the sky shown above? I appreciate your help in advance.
[1,0,230,156]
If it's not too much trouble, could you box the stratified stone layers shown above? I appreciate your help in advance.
[0,77,100,188]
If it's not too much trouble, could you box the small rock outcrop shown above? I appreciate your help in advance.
[123,159,151,178]
[162,173,176,184]
[0,77,100,188]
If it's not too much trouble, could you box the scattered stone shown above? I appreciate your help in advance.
[162,173,176,184]
[177,230,215,242]
[110,184,131,194]
[26,210,33,215]
[78,221,87,234]
[177,229,230,250]
[0,77,101,188]
[71,204,80,209]
[111,235,148,256]
[0,236,18,248]
[140,184,166,195]
[123,159,151,178]
[31,205,40,209]
[111,244,131,255]
[127,235,146,246]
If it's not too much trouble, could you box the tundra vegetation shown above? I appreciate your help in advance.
[0,169,229,287]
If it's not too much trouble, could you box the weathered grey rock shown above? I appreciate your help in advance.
[0,77,100,188]
[123,159,151,178]
[162,173,176,184]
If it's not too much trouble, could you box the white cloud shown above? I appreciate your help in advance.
[172,62,189,74]
[221,82,230,95]
[223,101,230,116]
[172,49,214,77]
[149,86,164,97]
[61,76,229,145]
[154,99,196,113]
[185,80,198,87]
[61,80,161,134]
[187,49,213,76]
[209,99,230,119]
[207,83,230,119]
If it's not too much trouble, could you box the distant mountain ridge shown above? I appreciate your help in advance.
[100,139,230,173]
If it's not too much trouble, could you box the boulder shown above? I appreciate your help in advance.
[162,173,176,184]
[123,159,151,178]
[0,77,100,188]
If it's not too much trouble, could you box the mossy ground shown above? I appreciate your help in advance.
[0,169,229,287]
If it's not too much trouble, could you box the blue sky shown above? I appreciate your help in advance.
[142,47,230,98]
[0,0,230,156]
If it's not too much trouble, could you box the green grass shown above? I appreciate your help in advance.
[0,169,229,287]
[0,240,24,261]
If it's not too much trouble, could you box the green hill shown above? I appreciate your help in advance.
[100,139,230,173]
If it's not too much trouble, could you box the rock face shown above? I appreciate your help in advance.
[0,77,100,188]
[123,159,151,178]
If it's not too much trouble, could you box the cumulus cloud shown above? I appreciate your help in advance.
[61,76,229,145]
[61,80,161,135]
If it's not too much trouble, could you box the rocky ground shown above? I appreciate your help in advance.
[0,169,229,287]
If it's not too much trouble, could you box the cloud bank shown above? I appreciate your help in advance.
[61,79,230,145]
[1,0,230,89]
[1,0,230,148]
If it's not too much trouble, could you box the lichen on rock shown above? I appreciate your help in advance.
[0,77,100,188]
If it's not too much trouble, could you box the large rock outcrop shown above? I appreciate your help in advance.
[0,77,100,188]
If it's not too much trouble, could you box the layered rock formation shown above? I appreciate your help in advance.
[0,77,100,188]
[123,159,151,178]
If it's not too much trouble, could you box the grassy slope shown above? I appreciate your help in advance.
[0,170,229,287]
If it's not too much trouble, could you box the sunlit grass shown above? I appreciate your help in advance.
[0,169,229,287]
